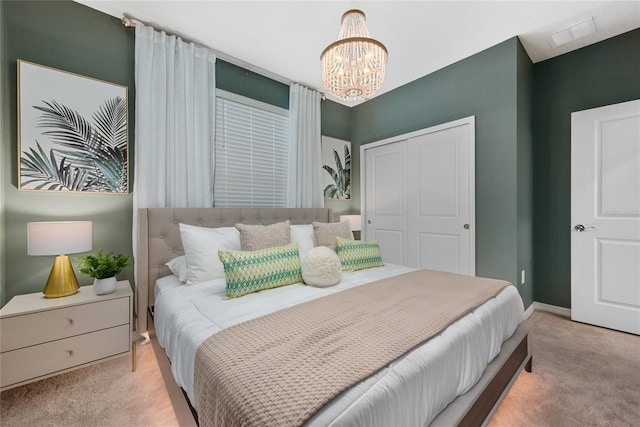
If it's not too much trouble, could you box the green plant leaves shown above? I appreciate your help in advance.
[21,97,127,192]
[323,144,351,199]
[77,250,130,279]
[20,141,90,191]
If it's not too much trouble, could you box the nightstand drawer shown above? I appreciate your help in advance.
[0,324,130,389]
[0,297,129,352]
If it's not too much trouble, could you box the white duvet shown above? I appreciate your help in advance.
[154,264,524,426]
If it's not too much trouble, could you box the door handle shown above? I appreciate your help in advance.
[574,224,596,232]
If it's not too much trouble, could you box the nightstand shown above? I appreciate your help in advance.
[0,281,133,391]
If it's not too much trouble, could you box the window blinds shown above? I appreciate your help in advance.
[214,91,289,207]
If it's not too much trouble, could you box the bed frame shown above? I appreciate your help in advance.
[136,207,335,332]
[136,207,532,426]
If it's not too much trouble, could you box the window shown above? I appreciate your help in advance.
[214,90,289,207]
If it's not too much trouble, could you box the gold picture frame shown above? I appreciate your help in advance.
[17,60,129,193]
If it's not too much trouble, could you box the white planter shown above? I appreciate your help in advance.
[94,277,117,295]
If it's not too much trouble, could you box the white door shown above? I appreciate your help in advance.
[571,99,640,335]
[364,140,407,265]
[407,122,474,274]
[362,116,475,272]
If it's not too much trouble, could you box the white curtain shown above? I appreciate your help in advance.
[133,24,216,213]
[132,25,216,331]
[288,83,324,208]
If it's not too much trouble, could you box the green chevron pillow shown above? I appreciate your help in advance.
[218,243,303,298]
[336,237,384,272]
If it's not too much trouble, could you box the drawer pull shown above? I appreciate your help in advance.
[68,319,75,326]
[68,350,74,357]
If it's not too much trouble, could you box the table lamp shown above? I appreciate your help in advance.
[340,214,362,232]
[27,221,93,298]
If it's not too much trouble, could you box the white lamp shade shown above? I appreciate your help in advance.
[340,214,362,232]
[27,221,93,256]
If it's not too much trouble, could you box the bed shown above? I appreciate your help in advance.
[136,207,532,427]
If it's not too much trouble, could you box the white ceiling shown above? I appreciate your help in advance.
[77,1,640,106]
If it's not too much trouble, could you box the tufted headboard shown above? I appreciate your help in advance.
[136,208,334,332]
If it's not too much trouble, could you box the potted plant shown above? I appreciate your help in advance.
[78,250,130,295]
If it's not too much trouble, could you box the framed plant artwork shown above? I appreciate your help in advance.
[321,136,351,200]
[17,60,128,193]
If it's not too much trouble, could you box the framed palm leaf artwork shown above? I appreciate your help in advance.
[321,136,351,200]
[18,60,128,193]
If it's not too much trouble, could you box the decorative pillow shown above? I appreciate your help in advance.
[179,223,241,285]
[312,221,354,251]
[165,255,188,283]
[301,246,342,287]
[290,224,316,260]
[236,220,290,251]
[218,243,303,298]
[336,237,384,272]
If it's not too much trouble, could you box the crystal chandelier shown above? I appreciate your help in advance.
[320,9,388,102]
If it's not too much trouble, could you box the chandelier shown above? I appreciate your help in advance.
[320,9,388,102]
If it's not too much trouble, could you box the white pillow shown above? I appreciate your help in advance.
[301,246,342,287]
[165,255,188,282]
[179,223,241,285]
[290,224,316,260]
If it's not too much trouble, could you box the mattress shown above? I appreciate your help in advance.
[153,264,524,426]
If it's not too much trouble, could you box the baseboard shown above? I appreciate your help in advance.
[524,303,535,319]
[532,302,571,318]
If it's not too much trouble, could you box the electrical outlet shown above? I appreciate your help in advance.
[521,270,525,285]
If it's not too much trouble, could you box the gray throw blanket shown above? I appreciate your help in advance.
[195,269,510,427]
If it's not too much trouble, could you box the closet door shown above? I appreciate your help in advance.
[364,141,408,265]
[407,122,474,274]
[362,116,475,272]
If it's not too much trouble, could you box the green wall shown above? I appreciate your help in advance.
[216,60,289,109]
[1,0,136,305]
[532,29,640,308]
[517,39,534,310]
[351,38,534,308]
[322,100,351,141]
[321,100,353,220]
[1,0,7,302]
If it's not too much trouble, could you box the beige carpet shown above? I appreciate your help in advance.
[2,311,638,426]
[0,341,178,427]
[490,311,640,427]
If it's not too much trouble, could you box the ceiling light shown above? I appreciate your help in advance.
[548,17,597,48]
[320,9,388,102]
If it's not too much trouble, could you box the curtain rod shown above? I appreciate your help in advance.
[121,14,326,100]
[121,15,292,86]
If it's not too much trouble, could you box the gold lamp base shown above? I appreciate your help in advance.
[43,255,80,298]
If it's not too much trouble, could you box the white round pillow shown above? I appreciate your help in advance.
[301,246,342,287]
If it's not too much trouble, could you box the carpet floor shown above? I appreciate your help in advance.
[1,310,638,426]
[0,340,178,427]
[490,311,640,427]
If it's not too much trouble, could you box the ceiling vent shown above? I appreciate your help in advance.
[547,17,597,48]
